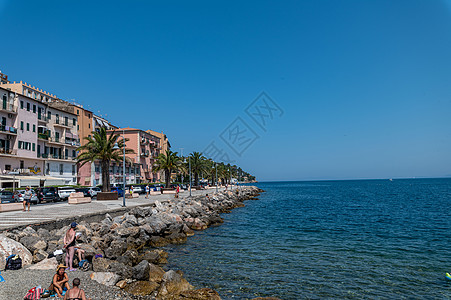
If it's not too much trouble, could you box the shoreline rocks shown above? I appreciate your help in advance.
[0,186,264,299]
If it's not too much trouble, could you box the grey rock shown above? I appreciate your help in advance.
[104,240,127,259]
[109,261,133,280]
[132,260,150,281]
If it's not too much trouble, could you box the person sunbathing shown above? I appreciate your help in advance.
[49,264,70,298]
[63,278,91,300]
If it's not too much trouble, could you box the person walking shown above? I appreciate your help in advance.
[64,222,78,271]
[175,185,180,198]
[130,186,134,197]
[63,277,91,300]
[145,185,150,199]
[23,186,32,211]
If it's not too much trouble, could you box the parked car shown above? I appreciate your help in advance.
[88,187,101,198]
[0,191,15,203]
[58,187,76,200]
[36,187,61,202]
[131,186,144,194]
[75,188,90,197]
[111,187,124,197]
[14,189,40,204]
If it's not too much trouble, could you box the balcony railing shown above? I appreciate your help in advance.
[0,125,18,134]
[0,104,18,113]
[38,133,49,140]
[37,115,48,122]
[65,139,81,147]
[48,136,62,143]
[0,148,17,155]
[40,153,49,158]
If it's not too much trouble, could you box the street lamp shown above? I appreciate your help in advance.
[189,156,192,197]
[8,171,19,194]
[113,130,126,207]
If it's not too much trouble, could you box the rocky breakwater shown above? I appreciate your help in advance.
[0,186,264,299]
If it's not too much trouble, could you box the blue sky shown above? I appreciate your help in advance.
[1,0,451,181]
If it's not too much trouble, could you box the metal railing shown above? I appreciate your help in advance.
[0,148,17,155]
[0,125,18,134]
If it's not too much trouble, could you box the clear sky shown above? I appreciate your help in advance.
[1,0,451,181]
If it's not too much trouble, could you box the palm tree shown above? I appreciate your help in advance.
[76,126,133,192]
[153,150,184,188]
[188,152,207,186]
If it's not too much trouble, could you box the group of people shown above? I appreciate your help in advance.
[48,221,89,299]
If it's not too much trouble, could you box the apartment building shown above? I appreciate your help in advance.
[0,79,78,187]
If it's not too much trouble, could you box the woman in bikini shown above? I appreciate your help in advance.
[63,278,91,300]
[49,264,70,298]
[64,222,78,271]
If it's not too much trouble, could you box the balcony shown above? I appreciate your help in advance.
[47,136,65,145]
[37,115,48,123]
[141,150,150,157]
[38,132,49,140]
[0,148,17,156]
[0,104,18,115]
[65,139,81,147]
[0,125,18,135]
[53,119,71,129]
[40,153,49,158]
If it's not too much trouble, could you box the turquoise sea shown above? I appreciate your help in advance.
[165,179,451,299]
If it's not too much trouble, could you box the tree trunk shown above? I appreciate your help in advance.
[165,168,170,188]
[101,160,110,192]
[194,173,199,186]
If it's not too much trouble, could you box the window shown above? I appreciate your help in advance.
[20,121,24,130]
[64,116,68,126]
[72,150,76,157]
[88,123,90,128]
[46,163,49,175]
[56,114,59,124]
[26,102,30,111]
[33,105,36,113]
[77,125,79,130]
[5,165,11,171]
[60,164,63,175]
[32,143,35,151]
[18,141,22,149]
[33,124,36,132]
[77,109,79,115]
[47,111,51,120]
[20,161,24,169]
[72,165,75,175]
[65,149,68,158]
[26,123,30,131]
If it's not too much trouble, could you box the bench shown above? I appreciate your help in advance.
[0,202,24,212]
[68,192,92,204]
[125,193,140,199]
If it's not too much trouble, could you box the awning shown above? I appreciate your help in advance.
[66,132,73,138]
[44,177,67,186]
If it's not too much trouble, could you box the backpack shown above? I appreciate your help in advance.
[5,254,22,270]
[24,286,42,300]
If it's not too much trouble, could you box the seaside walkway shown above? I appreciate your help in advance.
[0,187,225,230]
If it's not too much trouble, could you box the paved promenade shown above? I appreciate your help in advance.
[0,187,225,230]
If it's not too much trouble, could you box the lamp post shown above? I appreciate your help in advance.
[113,130,126,207]
[8,171,19,194]
[189,156,192,197]
[180,148,184,184]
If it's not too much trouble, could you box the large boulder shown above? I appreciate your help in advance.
[157,270,194,299]
[19,235,47,253]
[104,240,127,259]
[109,261,133,280]
[116,227,140,238]
[28,257,58,270]
[122,249,139,266]
[148,263,165,283]
[132,260,150,281]
[141,249,168,265]
[179,288,222,300]
[0,234,33,270]
[92,257,112,272]
[90,272,120,286]
[33,249,48,263]
[124,281,159,297]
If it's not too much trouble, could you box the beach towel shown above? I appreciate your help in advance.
[24,286,42,300]
[0,271,4,283]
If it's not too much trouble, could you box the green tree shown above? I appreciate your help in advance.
[188,152,208,186]
[153,150,184,188]
[76,126,133,192]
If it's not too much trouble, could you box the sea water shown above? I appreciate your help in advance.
[164,179,451,299]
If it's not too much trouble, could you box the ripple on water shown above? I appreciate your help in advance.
[165,179,451,299]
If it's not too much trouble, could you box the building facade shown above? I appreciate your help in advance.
[0,79,78,187]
